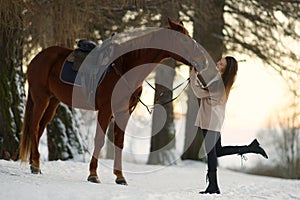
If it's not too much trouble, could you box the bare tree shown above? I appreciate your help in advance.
[94,1,182,164]
[224,0,300,96]
[0,0,26,160]
[23,0,102,161]
[258,95,300,178]
[223,0,300,178]
[148,59,177,165]
[147,2,181,165]
[181,0,226,160]
[180,0,300,162]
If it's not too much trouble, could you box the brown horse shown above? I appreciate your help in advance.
[19,18,191,185]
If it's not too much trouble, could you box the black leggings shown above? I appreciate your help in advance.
[202,129,247,172]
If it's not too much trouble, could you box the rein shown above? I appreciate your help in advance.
[112,64,190,114]
[144,78,190,107]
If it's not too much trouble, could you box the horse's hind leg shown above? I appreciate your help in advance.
[30,97,60,174]
[88,109,112,183]
[29,96,50,173]
[37,97,60,141]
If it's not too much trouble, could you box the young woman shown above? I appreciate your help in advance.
[190,56,268,194]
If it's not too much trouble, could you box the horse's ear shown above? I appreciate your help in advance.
[168,18,185,29]
[168,18,176,28]
[167,17,189,35]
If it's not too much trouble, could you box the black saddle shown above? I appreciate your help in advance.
[65,39,97,71]
[76,39,97,52]
[60,39,111,87]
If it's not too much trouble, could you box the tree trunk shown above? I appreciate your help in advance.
[193,0,225,61]
[0,1,25,160]
[182,0,225,160]
[181,86,205,160]
[147,2,180,165]
[45,2,86,161]
[47,104,84,160]
[148,60,177,165]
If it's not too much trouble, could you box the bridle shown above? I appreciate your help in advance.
[144,78,190,111]
[112,63,190,114]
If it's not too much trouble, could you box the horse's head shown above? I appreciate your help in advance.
[165,18,192,66]
[167,18,190,37]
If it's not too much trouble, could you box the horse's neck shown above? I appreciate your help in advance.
[116,49,170,86]
[125,48,170,70]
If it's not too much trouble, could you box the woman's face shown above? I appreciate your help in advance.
[216,58,227,74]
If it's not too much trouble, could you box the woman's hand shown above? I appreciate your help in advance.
[191,67,199,75]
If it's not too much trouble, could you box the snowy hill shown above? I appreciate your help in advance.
[0,159,299,200]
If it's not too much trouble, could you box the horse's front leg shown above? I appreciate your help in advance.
[113,123,127,185]
[112,90,141,185]
[88,110,111,183]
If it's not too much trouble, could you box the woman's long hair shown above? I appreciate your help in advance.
[222,56,238,99]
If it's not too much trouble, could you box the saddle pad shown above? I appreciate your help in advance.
[60,60,110,87]
[60,61,81,87]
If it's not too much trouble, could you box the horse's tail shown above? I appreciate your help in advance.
[19,90,33,163]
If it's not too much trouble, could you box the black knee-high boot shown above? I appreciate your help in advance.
[200,171,220,194]
[243,139,268,158]
[200,131,220,194]
[217,139,268,159]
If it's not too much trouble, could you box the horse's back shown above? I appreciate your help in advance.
[28,46,71,70]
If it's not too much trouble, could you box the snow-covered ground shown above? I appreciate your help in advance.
[0,159,299,200]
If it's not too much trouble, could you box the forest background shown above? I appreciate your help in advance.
[0,0,299,179]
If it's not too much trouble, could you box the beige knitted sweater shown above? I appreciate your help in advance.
[190,71,227,132]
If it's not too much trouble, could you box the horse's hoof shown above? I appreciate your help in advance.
[30,166,42,174]
[115,177,128,185]
[87,175,101,183]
